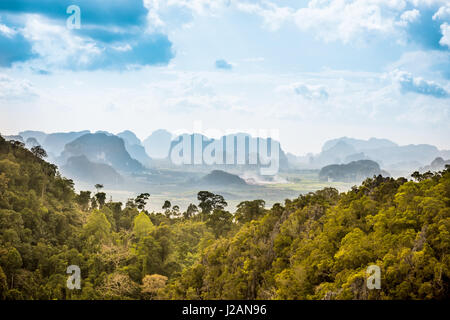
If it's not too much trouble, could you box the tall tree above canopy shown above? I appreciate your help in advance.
[30,146,47,159]
[95,192,106,209]
[77,191,91,211]
[197,191,228,218]
[135,193,150,210]
[95,184,104,193]
[235,200,266,224]
[184,204,198,219]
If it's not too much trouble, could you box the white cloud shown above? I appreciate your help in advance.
[21,15,101,70]
[432,4,450,20]
[235,1,293,31]
[143,72,241,112]
[243,57,265,62]
[234,1,430,44]
[292,0,409,44]
[112,44,132,52]
[143,0,450,45]
[409,0,448,8]
[387,50,450,82]
[398,9,421,26]
[277,82,329,100]
[395,98,449,124]
[170,0,230,15]
[0,74,37,100]
[390,69,449,98]
[439,23,450,48]
[144,0,167,31]
[144,0,231,31]
[0,23,17,37]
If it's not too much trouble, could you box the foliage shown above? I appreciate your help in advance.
[0,135,448,300]
[141,274,168,299]
[133,212,154,240]
[168,175,450,300]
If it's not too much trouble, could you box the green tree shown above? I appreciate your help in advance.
[163,200,171,218]
[0,266,7,299]
[235,200,266,224]
[83,210,111,243]
[184,203,198,219]
[197,191,227,220]
[135,193,150,211]
[133,211,155,239]
[77,191,91,211]
[0,247,22,289]
[91,196,98,210]
[172,205,180,218]
[206,209,233,238]
[95,192,106,209]
[141,274,168,299]
[94,184,104,193]
[30,145,47,159]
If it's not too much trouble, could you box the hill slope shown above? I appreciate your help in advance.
[0,134,448,300]
[168,171,450,299]
[199,170,247,186]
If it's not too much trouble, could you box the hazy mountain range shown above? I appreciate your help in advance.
[143,129,173,159]
[2,130,449,186]
[166,133,289,171]
[117,130,152,167]
[419,157,450,173]
[60,133,144,173]
[3,129,289,185]
[289,137,449,172]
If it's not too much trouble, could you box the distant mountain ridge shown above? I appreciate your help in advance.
[8,130,449,176]
[143,129,173,159]
[167,132,289,171]
[117,130,142,147]
[60,133,144,173]
[117,130,152,167]
[18,130,90,157]
[307,137,444,171]
[319,160,388,182]
[322,137,398,152]
[419,157,450,173]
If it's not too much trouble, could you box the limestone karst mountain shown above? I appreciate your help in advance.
[60,133,144,173]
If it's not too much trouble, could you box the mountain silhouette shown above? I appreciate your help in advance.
[319,160,388,182]
[143,129,173,159]
[61,133,144,173]
[61,155,124,185]
[199,170,247,186]
[117,130,152,167]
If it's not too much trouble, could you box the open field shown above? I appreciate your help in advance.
[74,169,354,212]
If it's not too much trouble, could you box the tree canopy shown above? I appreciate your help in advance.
[0,135,448,300]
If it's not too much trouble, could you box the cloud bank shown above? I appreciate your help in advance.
[0,0,174,69]
[392,70,449,98]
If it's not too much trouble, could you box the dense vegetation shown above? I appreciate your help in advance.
[0,135,448,300]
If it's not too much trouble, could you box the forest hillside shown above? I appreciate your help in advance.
[0,136,448,299]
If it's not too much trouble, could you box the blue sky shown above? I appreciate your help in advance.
[0,0,449,154]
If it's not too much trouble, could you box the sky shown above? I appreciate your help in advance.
[0,0,449,155]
